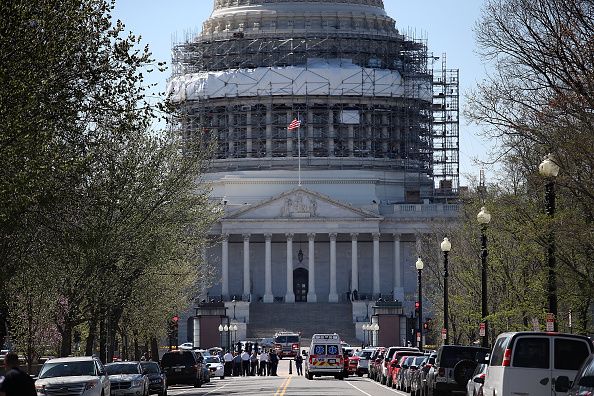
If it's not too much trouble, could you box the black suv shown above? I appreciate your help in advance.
[426,345,489,396]
[161,350,206,388]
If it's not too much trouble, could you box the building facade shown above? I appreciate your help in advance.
[169,0,460,343]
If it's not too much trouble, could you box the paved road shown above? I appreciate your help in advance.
[166,360,409,396]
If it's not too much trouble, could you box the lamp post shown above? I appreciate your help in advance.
[232,324,238,346]
[218,324,224,348]
[232,298,237,320]
[362,324,368,346]
[539,153,560,331]
[441,237,451,345]
[477,207,491,347]
[371,323,379,347]
[224,324,229,350]
[415,257,424,351]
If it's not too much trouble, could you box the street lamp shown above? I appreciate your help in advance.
[371,323,379,347]
[218,324,224,348]
[232,298,237,320]
[539,153,560,331]
[224,324,229,350]
[232,324,238,346]
[362,324,369,346]
[441,237,451,345]
[477,207,491,347]
[415,257,424,351]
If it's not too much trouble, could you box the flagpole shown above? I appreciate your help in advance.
[297,112,301,187]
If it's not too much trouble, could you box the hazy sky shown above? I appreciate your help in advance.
[112,0,494,186]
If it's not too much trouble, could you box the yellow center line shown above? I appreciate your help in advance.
[274,375,293,396]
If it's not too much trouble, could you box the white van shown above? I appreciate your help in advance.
[305,333,344,380]
[483,331,593,396]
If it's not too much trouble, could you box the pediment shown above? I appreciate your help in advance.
[226,188,380,220]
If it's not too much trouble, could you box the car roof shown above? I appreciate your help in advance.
[44,356,96,363]
[106,361,140,365]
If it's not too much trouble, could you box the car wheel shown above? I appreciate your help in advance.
[220,376,225,380]
[307,372,314,380]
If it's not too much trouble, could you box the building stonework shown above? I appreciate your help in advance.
[171,0,460,343]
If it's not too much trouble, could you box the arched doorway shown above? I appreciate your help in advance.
[293,268,308,302]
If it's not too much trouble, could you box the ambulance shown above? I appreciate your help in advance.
[305,333,344,380]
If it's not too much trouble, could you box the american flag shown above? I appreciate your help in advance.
[287,118,301,130]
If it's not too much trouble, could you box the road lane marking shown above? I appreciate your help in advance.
[202,383,229,394]
[347,381,375,396]
[359,377,408,395]
[274,376,292,396]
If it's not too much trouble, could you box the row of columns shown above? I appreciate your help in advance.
[221,232,403,303]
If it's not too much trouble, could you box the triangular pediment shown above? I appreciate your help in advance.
[226,188,380,220]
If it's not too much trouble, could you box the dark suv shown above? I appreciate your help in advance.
[161,350,206,388]
[426,345,489,396]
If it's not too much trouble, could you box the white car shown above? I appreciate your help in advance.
[35,356,110,396]
[178,342,194,350]
[105,361,149,396]
[204,355,225,379]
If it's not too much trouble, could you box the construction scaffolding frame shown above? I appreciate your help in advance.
[172,26,458,201]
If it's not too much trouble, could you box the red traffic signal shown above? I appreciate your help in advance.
[172,315,179,323]
[415,301,420,309]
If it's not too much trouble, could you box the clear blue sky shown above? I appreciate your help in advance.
[113,0,494,186]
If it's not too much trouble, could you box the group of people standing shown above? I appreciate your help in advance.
[222,348,279,377]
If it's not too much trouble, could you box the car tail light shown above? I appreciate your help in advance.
[438,367,445,377]
[292,343,299,350]
[502,348,512,367]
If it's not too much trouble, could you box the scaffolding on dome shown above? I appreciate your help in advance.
[170,29,459,201]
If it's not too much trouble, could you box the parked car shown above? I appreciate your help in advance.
[381,346,420,384]
[400,355,428,392]
[565,353,594,395]
[105,361,149,396]
[426,345,489,396]
[369,347,385,381]
[342,347,357,377]
[160,349,206,388]
[483,331,593,396]
[178,342,194,350]
[354,348,376,377]
[466,359,488,396]
[388,350,424,388]
[141,361,167,396]
[35,356,111,396]
[410,353,436,396]
[204,355,225,380]
[390,355,409,389]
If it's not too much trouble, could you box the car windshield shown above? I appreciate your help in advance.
[275,335,299,343]
[39,361,96,378]
[105,363,140,375]
[140,363,160,374]
[162,352,195,366]
[205,356,220,364]
[414,356,426,365]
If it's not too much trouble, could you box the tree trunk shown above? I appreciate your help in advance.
[151,337,159,363]
[99,316,106,364]
[59,323,72,357]
[134,337,140,361]
[85,316,97,356]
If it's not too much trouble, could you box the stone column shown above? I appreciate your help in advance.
[307,233,317,303]
[243,234,251,299]
[329,233,338,302]
[373,233,381,297]
[285,233,295,303]
[393,233,404,301]
[351,233,359,293]
[222,234,229,299]
[263,233,273,303]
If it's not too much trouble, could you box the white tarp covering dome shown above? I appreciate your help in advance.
[167,58,432,102]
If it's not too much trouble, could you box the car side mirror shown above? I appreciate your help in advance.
[555,376,571,393]
[474,377,484,384]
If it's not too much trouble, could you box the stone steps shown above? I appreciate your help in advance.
[247,302,358,345]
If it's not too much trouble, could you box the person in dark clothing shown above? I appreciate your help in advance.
[0,352,35,396]
[269,350,279,376]
[294,353,303,376]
